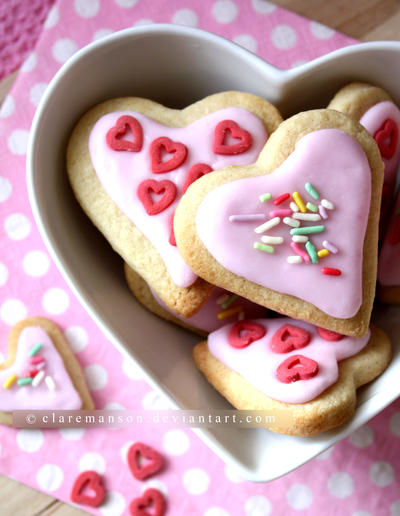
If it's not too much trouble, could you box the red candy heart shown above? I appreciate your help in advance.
[130,488,166,516]
[317,326,344,341]
[276,355,319,383]
[228,321,266,349]
[150,136,188,173]
[106,115,143,152]
[213,119,252,155]
[374,118,398,159]
[70,470,105,508]
[127,442,164,480]
[137,179,177,215]
[182,163,213,193]
[270,324,311,353]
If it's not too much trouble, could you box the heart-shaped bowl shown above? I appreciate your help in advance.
[27,24,400,482]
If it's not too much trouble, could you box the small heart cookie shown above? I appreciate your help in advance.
[174,109,383,336]
[67,92,282,317]
[0,317,94,426]
[193,317,391,436]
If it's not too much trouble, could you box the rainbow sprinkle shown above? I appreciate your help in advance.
[306,241,318,263]
[290,225,325,235]
[29,343,43,357]
[32,370,45,388]
[254,217,280,234]
[305,182,320,200]
[221,294,239,309]
[3,374,17,389]
[292,191,306,213]
[218,306,244,320]
[254,242,275,253]
[17,377,33,386]
[321,199,334,210]
[306,202,318,213]
[317,249,330,258]
[259,193,272,202]
[323,240,338,254]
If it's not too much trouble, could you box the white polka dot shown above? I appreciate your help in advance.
[17,429,44,452]
[36,464,64,492]
[5,213,31,240]
[348,425,374,448]
[390,412,400,436]
[104,402,125,410]
[23,250,50,277]
[370,461,394,487]
[316,446,334,460]
[172,8,198,27]
[122,357,144,380]
[141,479,168,497]
[0,263,8,286]
[21,52,37,72]
[163,429,190,455]
[352,511,372,516]
[59,428,85,440]
[287,484,313,510]
[52,38,79,63]
[0,176,12,202]
[30,83,48,107]
[8,129,30,155]
[271,25,297,50]
[233,34,258,53]
[142,390,172,410]
[204,508,230,516]
[391,500,400,516]
[64,326,88,353]
[44,6,60,28]
[79,452,106,474]
[93,29,114,41]
[212,0,238,24]
[245,495,272,516]
[0,95,15,118]
[120,441,134,464]
[310,21,335,39]
[99,491,126,516]
[224,464,245,483]
[251,0,276,14]
[75,0,99,17]
[84,364,108,391]
[0,299,27,325]
[328,472,354,498]
[114,0,138,7]
[134,18,153,26]
[183,468,210,495]
[42,287,69,315]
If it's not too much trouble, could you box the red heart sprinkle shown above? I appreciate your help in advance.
[228,321,266,349]
[213,119,252,155]
[106,115,143,152]
[182,163,213,193]
[150,136,187,173]
[270,324,311,353]
[137,179,177,215]
[70,470,105,508]
[374,118,398,159]
[317,327,345,341]
[130,488,166,516]
[127,442,164,481]
[276,355,319,383]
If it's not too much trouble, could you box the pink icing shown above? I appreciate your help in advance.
[89,108,269,288]
[208,317,370,403]
[150,286,267,333]
[196,129,371,319]
[0,326,82,411]
[378,188,400,285]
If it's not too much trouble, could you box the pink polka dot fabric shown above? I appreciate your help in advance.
[0,1,399,515]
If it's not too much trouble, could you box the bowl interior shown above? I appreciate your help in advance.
[28,26,400,481]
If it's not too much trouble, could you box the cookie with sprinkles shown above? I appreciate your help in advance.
[328,82,400,236]
[193,317,391,436]
[67,92,282,318]
[174,109,383,337]
[124,264,267,336]
[0,317,94,426]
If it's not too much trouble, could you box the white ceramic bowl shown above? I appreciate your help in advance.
[27,25,400,482]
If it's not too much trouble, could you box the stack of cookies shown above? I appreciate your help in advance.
[67,83,399,436]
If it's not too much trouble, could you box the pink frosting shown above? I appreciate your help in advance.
[196,129,371,318]
[0,326,82,411]
[89,108,269,288]
[151,286,267,333]
[208,317,370,403]
[378,188,400,285]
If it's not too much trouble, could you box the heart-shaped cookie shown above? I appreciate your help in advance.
[67,92,282,317]
[193,317,391,435]
[175,110,383,336]
[0,317,94,426]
